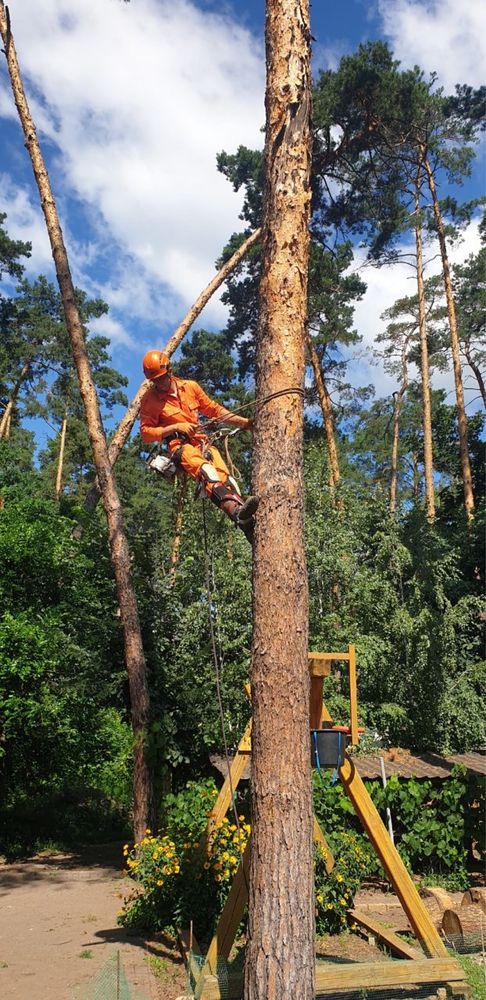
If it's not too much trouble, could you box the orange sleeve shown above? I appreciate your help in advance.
[140,392,162,443]
[191,381,231,421]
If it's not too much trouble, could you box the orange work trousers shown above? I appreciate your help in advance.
[175,443,230,486]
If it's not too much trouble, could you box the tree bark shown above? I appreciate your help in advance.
[246,2,314,998]
[413,174,435,521]
[423,154,475,518]
[55,409,68,500]
[0,3,153,843]
[389,339,409,517]
[0,359,31,439]
[306,333,340,488]
[83,227,261,513]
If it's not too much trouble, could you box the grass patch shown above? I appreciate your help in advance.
[78,950,93,960]
[455,953,486,1000]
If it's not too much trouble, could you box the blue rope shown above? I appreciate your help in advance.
[313,730,343,789]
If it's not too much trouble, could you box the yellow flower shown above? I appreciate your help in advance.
[156,880,164,887]
[238,815,245,822]
[229,856,237,866]
[335,873,343,883]
[215,874,222,882]
[145,828,152,834]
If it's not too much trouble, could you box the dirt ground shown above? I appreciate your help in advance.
[0,846,477,999]
[0,844,187,1000]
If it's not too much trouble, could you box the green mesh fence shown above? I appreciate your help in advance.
[73,951,148,1000]
[185,949,480,1000]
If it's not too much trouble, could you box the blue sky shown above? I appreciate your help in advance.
[0,0,484,443]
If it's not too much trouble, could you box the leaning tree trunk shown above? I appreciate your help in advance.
[0,358,31,439]
[83,227,261,514]
[0,3,153,842]
[414,174,435,521]
[389,339,410,517]
[246,2,314,999]
[55,408,68,500]
[423,154,475,518]
[306,333,340,489]
[463,338,486,409]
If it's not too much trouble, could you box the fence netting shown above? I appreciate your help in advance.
[183,936,484,1000]
[73,951,148,1000]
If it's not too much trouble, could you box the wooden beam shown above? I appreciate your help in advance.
[313,817,335,873]
[348,644,359,745]
[198,958,465,1000]
[349,908,423,960]
[195,843,250,997]
[339,755,448,958]
[315,958,465,991]
[310,675,324,728]
[207,720,252,841]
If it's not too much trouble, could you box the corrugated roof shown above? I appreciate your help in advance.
[353,749,486,780]
[209,749,486,782]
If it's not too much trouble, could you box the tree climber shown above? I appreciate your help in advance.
[140,350,258,541]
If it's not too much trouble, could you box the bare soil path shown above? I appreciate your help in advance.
[0,844,186,1000]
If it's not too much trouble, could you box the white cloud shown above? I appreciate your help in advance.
[378,0,486,90]
[89,312,135,348]
[0,173,52,275]
[349,218,482,406]
[0,0,264,328]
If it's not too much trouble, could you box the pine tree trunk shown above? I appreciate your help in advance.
[246,2,314,998]
[0,359,31,439]
[463,339,486,408]
[0,3,154,843]
[55,409,68,500]
[414,176,435,521]
[169,478,187,585]
[389,341,409,517]
[423,154,475,518]
[83,228,261,514]
[306,333,340,488]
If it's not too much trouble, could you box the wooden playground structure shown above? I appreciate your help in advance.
[178,647,469,999]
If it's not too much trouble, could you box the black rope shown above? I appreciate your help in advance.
[201,500,249,889]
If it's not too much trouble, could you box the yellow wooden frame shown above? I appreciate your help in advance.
[181,648,466,1000]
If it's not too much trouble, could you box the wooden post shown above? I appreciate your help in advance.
[348,644,359,745]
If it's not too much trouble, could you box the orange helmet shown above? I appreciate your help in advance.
[143,350,171,381]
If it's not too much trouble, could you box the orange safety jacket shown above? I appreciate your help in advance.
[140,378,230,450]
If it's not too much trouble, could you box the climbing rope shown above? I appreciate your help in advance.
[200,500,248,887]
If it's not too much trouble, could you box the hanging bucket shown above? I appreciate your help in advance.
[310,729,345,770]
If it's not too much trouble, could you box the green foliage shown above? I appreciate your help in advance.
[315,834,374,934]
[120,780,250,939]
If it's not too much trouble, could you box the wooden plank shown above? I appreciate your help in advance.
[339,755,448,958]
[315,958,465,991]
[349,908,423,960]
[198,958,465,1000]
[310,675,325,728]
[207,720,252,841]
[308,659,332,677]
[313,817,335,873]
[348,643,359,745]
[309,651,351,662]
[195,843,250,998]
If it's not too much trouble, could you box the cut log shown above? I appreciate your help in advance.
[421,886,454,913]
[442,905,486,945]
[461,887,486,913]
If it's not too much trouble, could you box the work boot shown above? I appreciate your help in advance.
[209,484,258,544]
